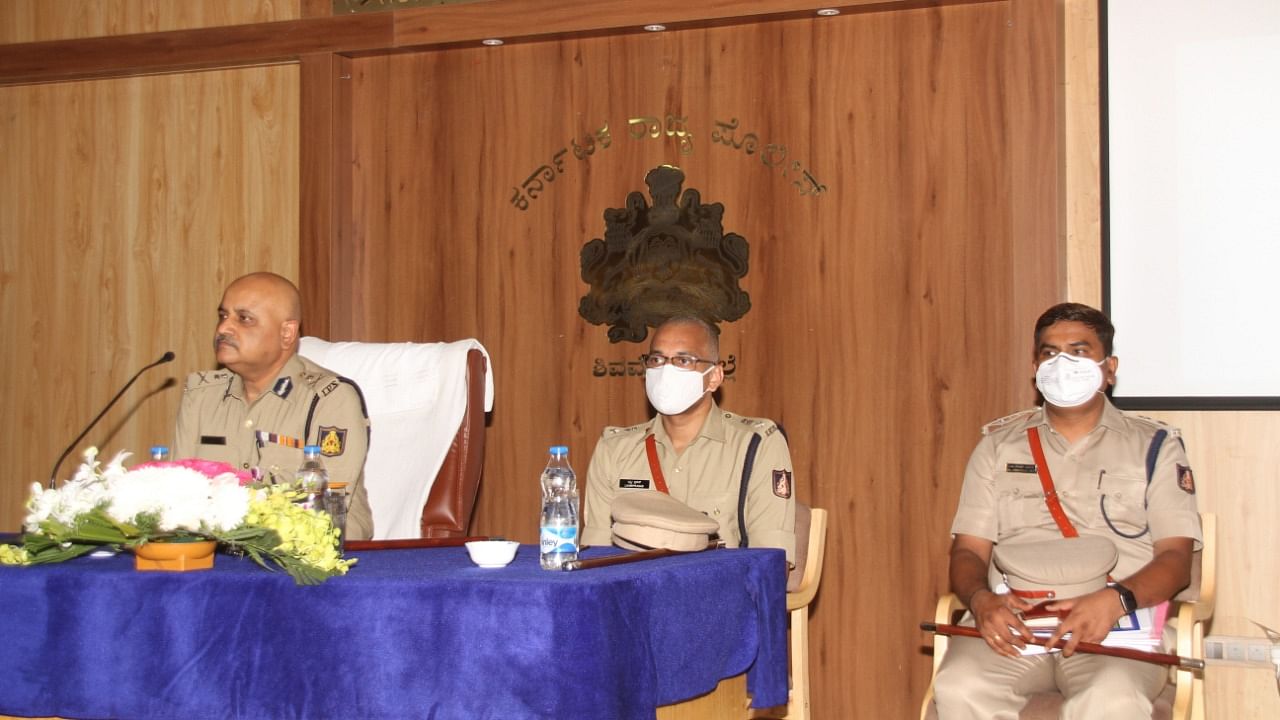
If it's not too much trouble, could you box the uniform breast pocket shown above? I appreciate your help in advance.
[1098,472,1148,534]
[688,491,733,527]
[994,472,1047,533]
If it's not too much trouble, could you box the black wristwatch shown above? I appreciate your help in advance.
[1112,583,1138,614]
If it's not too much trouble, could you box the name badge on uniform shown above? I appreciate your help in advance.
[200,435,227,446]
[1006,463,1037,474]
[620,478,650,489]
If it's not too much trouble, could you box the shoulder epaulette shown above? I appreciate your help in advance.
[981,408,1038,436]
[727,412,781,437]
[1131,413,1182,438]
[184,369,231,391]
[604,423,646,436]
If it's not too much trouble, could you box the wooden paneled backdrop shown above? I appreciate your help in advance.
[319,4,1058,716]
[4,1,1275,718]
[0,64,299,534]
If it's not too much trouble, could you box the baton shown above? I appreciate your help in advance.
[921,622,1205,671]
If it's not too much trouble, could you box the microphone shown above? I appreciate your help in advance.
[48,351,176,488]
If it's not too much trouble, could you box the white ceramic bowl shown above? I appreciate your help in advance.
[464,540,519,568]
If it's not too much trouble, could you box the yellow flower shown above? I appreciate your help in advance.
[0,544,30,565]
[239,485,355,580]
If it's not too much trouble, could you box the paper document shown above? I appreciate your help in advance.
[1015,601,1167,656]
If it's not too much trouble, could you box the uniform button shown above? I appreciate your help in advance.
[242,463,250,469]
[244,419,254,428]
[713,509,720,516]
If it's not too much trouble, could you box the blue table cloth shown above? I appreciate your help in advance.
[0,545,788,720]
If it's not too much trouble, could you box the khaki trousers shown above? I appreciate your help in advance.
[933,636,1167,720]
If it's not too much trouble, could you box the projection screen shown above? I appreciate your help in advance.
[1102,0,1280,409]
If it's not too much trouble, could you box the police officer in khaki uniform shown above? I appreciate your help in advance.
[582,317,796,563]
[173,272,374,540]
[933,303,1202,719]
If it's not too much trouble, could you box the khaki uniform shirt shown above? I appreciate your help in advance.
[951,399,1202,589]
[173,354,374,540]
[583,402,796,562]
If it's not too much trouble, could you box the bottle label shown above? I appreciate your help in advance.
[540,525,578,554]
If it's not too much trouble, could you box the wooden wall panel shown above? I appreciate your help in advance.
[1063,2,1280,716]
[0,0,299,44]
[0,65,300,528]
[335,3,1059,716]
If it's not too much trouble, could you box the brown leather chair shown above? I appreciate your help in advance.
[420,348,487,537]
[298,337,491,540]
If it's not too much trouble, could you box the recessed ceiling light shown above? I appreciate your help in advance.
[816,8,840,16]
[643,24,667,32]
[481,38,504,46]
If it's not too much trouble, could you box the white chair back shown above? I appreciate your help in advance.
[299,337,494,539]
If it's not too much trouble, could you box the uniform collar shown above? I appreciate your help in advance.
[1031,396,1127,436]
[225,355,305,403]
[1096,396,1128,433]
[649,399,726,448]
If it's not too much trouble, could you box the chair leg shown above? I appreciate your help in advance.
[785,606,811,720]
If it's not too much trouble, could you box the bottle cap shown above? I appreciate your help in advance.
[150,445,169,455]
[304,444,321,455]
[549,445,569,456]
[329,481,349,490]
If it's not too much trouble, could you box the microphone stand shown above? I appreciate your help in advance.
[48,351,176,488]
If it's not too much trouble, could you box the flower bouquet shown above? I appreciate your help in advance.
[0,449,355,585]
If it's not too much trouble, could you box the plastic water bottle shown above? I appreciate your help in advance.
[295,445,329,512]
[324,481,350,546]
[540,445,578,570]
[150,445,170,462]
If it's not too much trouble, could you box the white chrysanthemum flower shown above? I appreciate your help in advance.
[204,476,251,533]
[107,466,210,532]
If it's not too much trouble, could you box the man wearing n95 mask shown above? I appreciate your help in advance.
[582,317,796,564]
[933,303,1201,719]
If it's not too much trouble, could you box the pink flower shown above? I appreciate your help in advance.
[134,458,254,485]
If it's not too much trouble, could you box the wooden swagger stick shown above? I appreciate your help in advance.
[921,622,1206,670]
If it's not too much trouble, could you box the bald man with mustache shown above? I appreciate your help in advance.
[174,272,374,540]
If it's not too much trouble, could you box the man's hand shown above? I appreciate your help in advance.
[970,589,1036,659]
[1042,588,1125,656]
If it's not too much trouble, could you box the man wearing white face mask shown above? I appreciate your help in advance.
[932,303,1202,719]
[582,317,796,563]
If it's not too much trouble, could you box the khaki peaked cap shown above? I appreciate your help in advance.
[993,535,1119,600]
[611,491,719,552]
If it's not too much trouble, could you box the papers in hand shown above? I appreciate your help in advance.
[1014,601,1168,656]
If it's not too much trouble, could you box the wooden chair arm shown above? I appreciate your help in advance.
[921,593,965,720]
[1170,599,1204,720]
[931,594,965,675]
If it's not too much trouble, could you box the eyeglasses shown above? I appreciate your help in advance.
[642,353,716,370]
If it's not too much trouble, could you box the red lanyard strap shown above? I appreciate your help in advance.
[644,434,671,494]
[1026,427,1078,538]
